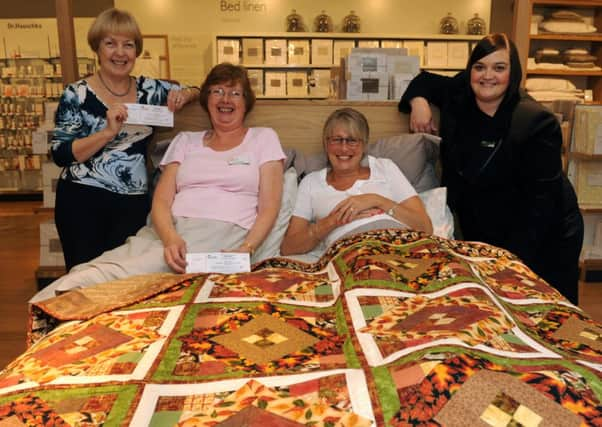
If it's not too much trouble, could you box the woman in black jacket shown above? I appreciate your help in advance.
[399,33,583,304]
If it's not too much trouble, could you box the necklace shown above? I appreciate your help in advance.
[97,70,132,97]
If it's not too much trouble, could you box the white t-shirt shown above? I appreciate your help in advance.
[293,156,417,246]
[160,127,285,229]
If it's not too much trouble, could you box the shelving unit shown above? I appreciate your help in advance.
[0,57,94,195]
[213,32,482,99]
[514,0,602,101]
[567,103,602,272]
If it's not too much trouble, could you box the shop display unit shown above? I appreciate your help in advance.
[514,0,602,102]
[214,32,482,99]
[567,103,602,274]
[0,57,94,194]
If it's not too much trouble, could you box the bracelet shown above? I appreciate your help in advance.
[387,205,396,218]
[242,242,254,255]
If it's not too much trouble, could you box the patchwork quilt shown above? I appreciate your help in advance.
[0,229,600,426]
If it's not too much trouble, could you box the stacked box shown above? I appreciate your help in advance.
[265,39,287,65]
[217,39,240,64]
[573,105,602,154]
[40,219,64,267]
[311,39,333,66]
[391,73,415,100]
[387,54,420,75]
[426,41,448,68]
[381,40,404,49]
[247,69,264,96]
[42,160,61,208]
[346,72,388,101]
[447,42,469,68]
[287,71,308,97]
[333,40,355,66]
[358,40,380,48]
[403,40,425,66]
[309,69,331,98]
[347,49,388,74]
[573,161,602,206]
[264,72,286,97]
[288,39,310,65]
[242,38,263,65]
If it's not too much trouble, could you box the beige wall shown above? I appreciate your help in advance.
[116,0,491,85]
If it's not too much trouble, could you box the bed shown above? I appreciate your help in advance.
[0,101,600,426]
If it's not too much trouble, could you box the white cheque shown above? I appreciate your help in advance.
[125,104,174,127]
[186,252,251,274]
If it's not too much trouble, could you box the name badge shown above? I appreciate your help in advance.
[228,156,250,166]
[480,139,497,148]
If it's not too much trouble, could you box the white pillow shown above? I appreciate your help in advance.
[418,187,454,239]
[253,167,298,262]
[541,21,596,33]
[525,78,577,92]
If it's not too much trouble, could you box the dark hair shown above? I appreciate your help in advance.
[199,63,256,116]
[466,33,522,104]
[88,8,143,57]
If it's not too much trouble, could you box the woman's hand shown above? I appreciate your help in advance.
[163,235,187,273]
[167,87,196,112]
[331,194,383,224]
[409,97,437,134]
[105,103,128,139]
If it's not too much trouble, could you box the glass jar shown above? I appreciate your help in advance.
[467,13,486,35]
[439,12,459,35]
[286,9,304,32]
[314,10,332,33]
[342,10,360,33]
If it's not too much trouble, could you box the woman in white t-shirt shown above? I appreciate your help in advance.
[280,108,432,256]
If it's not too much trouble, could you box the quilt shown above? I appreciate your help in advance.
[0,229,600,426]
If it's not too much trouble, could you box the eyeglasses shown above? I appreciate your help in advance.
[327,136,361,146]
[209,87,243,99]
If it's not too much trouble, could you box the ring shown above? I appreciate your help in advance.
[350,207,354,212]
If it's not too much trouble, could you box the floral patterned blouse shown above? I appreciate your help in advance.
[51,76,178,195]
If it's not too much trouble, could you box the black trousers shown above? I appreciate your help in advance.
[54,179,150,271]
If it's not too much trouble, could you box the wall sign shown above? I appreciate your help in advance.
[219,0,267,14]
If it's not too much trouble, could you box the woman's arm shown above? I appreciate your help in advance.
[231,160,284,255]
[280,213,340,256]
[151,162,187,273]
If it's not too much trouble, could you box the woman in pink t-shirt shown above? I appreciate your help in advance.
[152,63,285,272]
[30,64,285,302]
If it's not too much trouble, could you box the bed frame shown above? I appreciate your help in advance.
[152,100,417,154]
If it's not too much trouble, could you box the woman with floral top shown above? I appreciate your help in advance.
[52,8,198,271]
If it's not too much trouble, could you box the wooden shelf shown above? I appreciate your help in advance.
[579,205,602,213]
[526,69,602,76]
[569,152,602,160]
[532,0,602,7]
[530,33,602,41]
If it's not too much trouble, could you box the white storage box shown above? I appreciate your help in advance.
[347,49,387,74]
[287,71,308,97]
[346,72,389,101]
[426,41,448,68]
[242,38,263,65]
[42,161,61,208]
[288,39,310,65]
[247,69,264,96]
[309,69,331,98]
[447,42,469,68]
[391,73,415,100]
[387,55,420,76]
[333,40,356,66]
[265,39,287,65]
[40,219,65,267]
[573,161,602,206]
[217,39,240,64]
[311,39,333,66]
[403,41,425,66]
[381,40,404,49]
[358,40,380,48]
[264,71,286,97]
[573,105,602,155]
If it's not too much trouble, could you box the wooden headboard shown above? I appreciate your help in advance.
[152,100,413,154]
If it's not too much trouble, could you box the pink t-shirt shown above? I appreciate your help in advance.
[159,127,285,229]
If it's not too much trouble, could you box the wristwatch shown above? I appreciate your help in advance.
[387,205,396,217]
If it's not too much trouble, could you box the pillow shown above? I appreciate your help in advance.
[253,167,298,262]
[292,133,441,193]
[367,133,440,192]
[418,187,454,239]
[525,78,577,92]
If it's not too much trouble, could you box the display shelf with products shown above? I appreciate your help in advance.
[213,32,482,99]
[567,103,602,268]
[514,0,602,102]
[0,57,94,195]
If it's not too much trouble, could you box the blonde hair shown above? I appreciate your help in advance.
[322,108,369,150]
[87,8,143,57]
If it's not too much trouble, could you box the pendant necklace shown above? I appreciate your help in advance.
[97,70,132,97]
